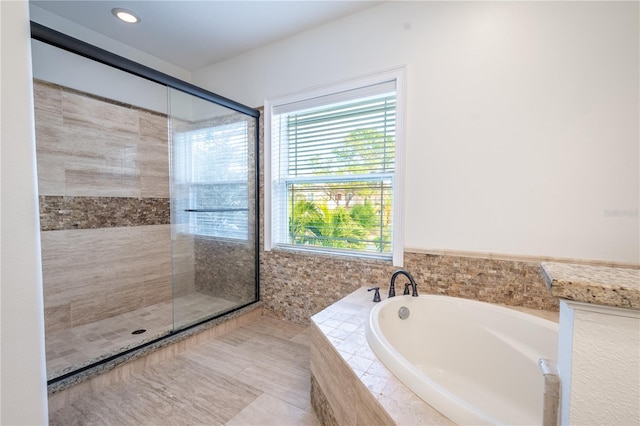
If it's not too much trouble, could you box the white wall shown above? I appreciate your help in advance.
[31,39,169,114]
[0,0,49,423]
[29,4,191,82]
[193,1,640,264]
[29,5,240,125]
[29,4,195,115]
[558,301,640,425]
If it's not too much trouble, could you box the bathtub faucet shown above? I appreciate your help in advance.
[389,269,418,298]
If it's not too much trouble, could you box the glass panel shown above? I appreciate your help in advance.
[169,88,257,330]
[288,179,393,253]
[33,37,258,382]
[31,40,173,380]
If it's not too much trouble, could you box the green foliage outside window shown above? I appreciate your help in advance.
[288,128,393,252]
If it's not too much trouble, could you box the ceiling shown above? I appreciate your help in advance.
[30,1,382,71]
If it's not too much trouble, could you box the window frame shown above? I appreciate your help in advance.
[264,68,405,266]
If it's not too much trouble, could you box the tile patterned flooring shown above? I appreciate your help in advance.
[46,293,238,379]
[48,316,320,426]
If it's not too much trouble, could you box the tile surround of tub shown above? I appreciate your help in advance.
[405,251,559,311]
[310,374,339,426]
[260,249,560,326]
[309,287,457,425]
[309,287,559,425]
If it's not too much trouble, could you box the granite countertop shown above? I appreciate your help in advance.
[540,262,640,310]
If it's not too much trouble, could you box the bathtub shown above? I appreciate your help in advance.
[365,295,558,425]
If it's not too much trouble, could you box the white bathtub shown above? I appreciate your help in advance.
[365,295,558,425]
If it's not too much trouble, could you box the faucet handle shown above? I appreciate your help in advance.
[368,287,381,303]
[403,283,410,295]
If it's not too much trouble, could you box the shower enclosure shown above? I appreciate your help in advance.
[31,23,259,382]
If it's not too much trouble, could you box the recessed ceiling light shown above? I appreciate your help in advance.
[111,8,140,24]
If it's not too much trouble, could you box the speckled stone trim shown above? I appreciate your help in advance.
[541,262,640,309]
[39,196,170,231]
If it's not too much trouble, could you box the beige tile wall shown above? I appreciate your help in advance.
[34,80,259,336]
[40,225,172,332]
[33,80,169,198]
[33,80,173,333]
[172,233,196,298]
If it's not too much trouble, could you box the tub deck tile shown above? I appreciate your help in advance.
[310,286,559,425]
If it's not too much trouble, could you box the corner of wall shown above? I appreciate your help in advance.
[0,0,49,423]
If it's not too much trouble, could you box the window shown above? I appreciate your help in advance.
[265,69,404,265]
[173,121,249,240]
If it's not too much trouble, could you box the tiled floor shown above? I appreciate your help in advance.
[48,316,320,426]
[46,293,238,379]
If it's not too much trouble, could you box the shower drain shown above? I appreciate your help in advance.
[131,329,147,335]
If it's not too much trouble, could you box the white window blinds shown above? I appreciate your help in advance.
[173,121,249,240]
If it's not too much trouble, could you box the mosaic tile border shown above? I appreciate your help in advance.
[260,248,561,326]
[39,195,170,231]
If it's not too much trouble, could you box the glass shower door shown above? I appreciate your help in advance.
[168,88,257,330]
[33,23,260,382]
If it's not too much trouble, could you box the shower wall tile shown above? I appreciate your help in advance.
[45,304,72,334]
[61,89,140,137]
[41,225,171,332]
[172,234,196,297]
[138,144,170,198]
[194,238,255,303]
[33,79,63,119]
[139,110,168,141]
[64,162,140,198]
[34,79,173,335]
[138,110,170,198]
[33,80,169,198]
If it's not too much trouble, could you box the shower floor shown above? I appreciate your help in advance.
[45,293,237,380]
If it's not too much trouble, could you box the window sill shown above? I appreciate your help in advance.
[267,244,394,264]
